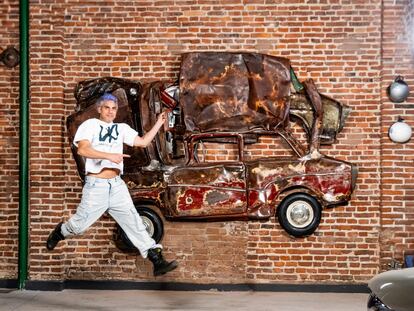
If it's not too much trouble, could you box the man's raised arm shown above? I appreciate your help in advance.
[134,111,168,148]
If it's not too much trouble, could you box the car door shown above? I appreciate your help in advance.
[164,134,248,218]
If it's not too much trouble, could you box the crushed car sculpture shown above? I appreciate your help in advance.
[66,52,357,250]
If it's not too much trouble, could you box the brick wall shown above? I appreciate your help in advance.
[0,1,19,279]
[1,0,413,284]
[380,0,414,269]
[29,1,68,279]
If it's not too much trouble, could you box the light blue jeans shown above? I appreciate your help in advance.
[61,176,161,258]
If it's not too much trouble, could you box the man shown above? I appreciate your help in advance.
[46,93,178,276]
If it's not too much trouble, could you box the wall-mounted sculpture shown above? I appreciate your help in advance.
[66,52,357,250]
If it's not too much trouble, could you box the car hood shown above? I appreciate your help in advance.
[368,267,414,311]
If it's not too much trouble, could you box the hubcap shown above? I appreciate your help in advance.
[286,200,314,228]
[141,216,154,237]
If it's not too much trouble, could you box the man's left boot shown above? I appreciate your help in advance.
[46,222,65,250]
[147,248,178,276]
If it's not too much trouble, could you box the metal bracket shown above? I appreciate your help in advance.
[0,47,20,68]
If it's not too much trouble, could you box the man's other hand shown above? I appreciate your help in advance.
[108,153,130,164]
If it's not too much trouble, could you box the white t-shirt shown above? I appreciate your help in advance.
[73,118,138,174]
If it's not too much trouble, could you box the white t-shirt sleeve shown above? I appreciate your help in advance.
[73,119,94,147]
[121,123,138,147]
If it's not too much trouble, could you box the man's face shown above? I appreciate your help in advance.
[98,100,118,123]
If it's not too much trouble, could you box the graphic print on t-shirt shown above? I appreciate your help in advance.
[99,124,119,143]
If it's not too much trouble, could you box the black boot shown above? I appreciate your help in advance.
[46,222,65,250]
[147,248,178,276]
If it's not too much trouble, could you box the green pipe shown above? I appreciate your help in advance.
[18,0,29,290]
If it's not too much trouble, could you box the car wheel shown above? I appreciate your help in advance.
[277,193,322,237]
[114,206,164,252]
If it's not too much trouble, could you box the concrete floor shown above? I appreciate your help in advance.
[0,289,367,311]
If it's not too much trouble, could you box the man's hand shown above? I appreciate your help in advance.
[156,110,170,125]
[77,140,131,163]
[107,153,130,164]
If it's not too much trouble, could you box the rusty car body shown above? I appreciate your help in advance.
[66,52,357,249]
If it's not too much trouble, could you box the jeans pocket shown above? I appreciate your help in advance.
[84,178,96,188]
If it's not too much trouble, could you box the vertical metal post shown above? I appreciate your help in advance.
[18,0,29,290]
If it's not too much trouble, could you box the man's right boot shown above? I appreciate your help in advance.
[46,222,65,250]
[147,248,178,276]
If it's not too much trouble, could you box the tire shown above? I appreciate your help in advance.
[277,193,322,237]
[114,206,164,252]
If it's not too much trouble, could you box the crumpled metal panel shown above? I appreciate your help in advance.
[179,52,350,146]
[303,79,323,153]
[180,52,291,133]
[288,67,351,145]
[290,92,351,145]
[139,81,183,166]
[124,170,165,205]
[246,156,353,209]
[164,164,247,217]
[74,76,142,112]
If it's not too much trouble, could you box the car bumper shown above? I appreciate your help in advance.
[367,293,394,311]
